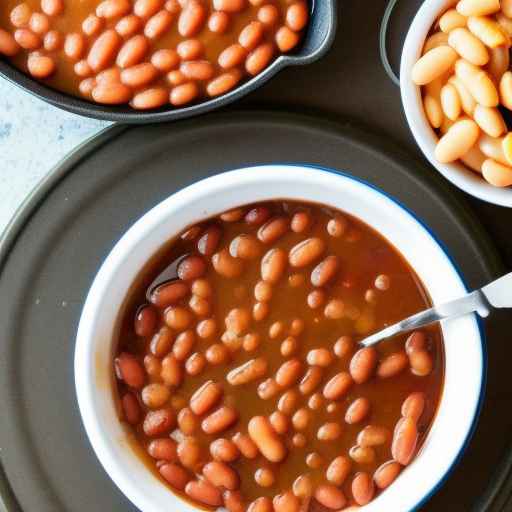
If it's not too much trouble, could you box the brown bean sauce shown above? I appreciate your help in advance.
[114,200,444,510]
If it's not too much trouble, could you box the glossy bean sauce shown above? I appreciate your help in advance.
[0,0,308,109]
[114,200,444,510]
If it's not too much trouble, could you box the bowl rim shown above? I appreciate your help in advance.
[399,0,512,208]
[75,164,485,512]
[0,0,337,124]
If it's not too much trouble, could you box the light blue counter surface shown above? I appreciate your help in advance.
[0,80,110,233]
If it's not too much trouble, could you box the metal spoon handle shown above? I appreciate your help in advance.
[359,290,491,348]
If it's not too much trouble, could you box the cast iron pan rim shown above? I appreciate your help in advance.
[0,110,505,512]
[0,0,337,124]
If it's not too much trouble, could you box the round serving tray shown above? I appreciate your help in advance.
[0,111,508,512]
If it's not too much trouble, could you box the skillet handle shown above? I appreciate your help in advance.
[380,0,401,86]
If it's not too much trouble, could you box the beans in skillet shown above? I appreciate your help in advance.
[0,0,309,109]
[115,200,444,510]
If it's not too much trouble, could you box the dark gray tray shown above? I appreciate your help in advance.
[0,110,508,512]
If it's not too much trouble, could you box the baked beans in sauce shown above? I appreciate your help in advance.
[114,200,444,510]
[0,0,308,109]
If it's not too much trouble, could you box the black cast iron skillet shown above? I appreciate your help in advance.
[0,0,337,123]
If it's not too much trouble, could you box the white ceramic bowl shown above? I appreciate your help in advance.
[75,165,484,512]
[400,0,512,208]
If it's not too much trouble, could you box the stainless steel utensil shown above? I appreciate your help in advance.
[360,272,512,347]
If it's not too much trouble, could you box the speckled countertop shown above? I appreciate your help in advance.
[0,80,110,234]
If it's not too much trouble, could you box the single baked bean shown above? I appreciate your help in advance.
[117,35,149,69]
[208,11,230,33]
[11,3,32,28]
[474,104,506,138]
[292,474,313,498]
[374,460,402,489]
[171,330,194,360]
[196,225,221,256]
[409,350,433,376]
[248,416,286,462]
[326,215,347,237]
[96,66,121,83]
[306,348,333,367]
[202,406,239,434]
[357,425,390,447]
[289,318,304,336]
[349,445,376,465]
[243,332,261,352]
[261,248,287,284]
[333,335,353,358]
[212,248,244,278]
[28,12,49,34]
[191,278,212,298]
[233,432,259,458]
[74,60,93,77]
[255,467,275,487]
[377,351,409,378]
[115,352,145,388]
[323,372,352,400]
[160,463,191,490]
[121,62,159,87]
[145,9,173,39]
[276,358,303,388]
[487,46,509,84]
[170,80,198,104]
[411,46,458,85]
[405,331,426,355]
[176,38,203,60]
[14,29,41,50]
[185,479,223,507]
[148,438,178,461]
[402,391,426,422]
[229,235,261,261]
[121,392,141,424]
[142,383,171,408]
[189,294,210,316]
[315,484,346,510]
[143,408,176,436]
[345,397,370,424]
[455,60,498,107]
[257,216,289,243]
[258,378,280,400]
[96,0,131,18]
[326,456,351,486]
[239,21,264,51]
[221,208,245,221]
[298,366,322,394]
[116,15,143,37]
[289,237,325,267]
[350,347,378,384]
[225,307,251,335]
[292,408,310,430]
[258,4,279,26]
[178,1,206,36]
[197,318,217,338]
[203,461,240,490]
[277,26,299,52]
[79,78,96,96]
[190,380,223,415]
[150,281,189,308]
[41,0,64,16]
[134,305,157,337]
[245,206,271,225]
[392,417,418,465]
[286,1,308,31]
[254,280,272,302]
[440,83,461,121]
[186,352,206,375]
[248,497,272,512]
[88,29,122,72]
[206,343,230,365]
[287,273,304,287]
[306,452,324,469]
[317,422,342,441]
[228,358,268,385]
[269,321,285,339]
[269,410,289,434]
[177,406,199,434]
[424,31,450,53]
[307,289,326,309]
[352,472,374,506]
[161,354,183,387]
[211,438,240,462]
[308,392,324,410]
[149,326,173,357]
[326,402,340,414]
[280,336,298,357]
[165,306,193,330]
[151,48,179,71]
[292,432,306,447]
[273,492,300,512]
[27,52,55,78]
[311,255,339,287]
[324,298,345,319]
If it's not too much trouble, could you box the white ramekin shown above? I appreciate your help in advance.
[400,0,512,208]
[75,165,484,512]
